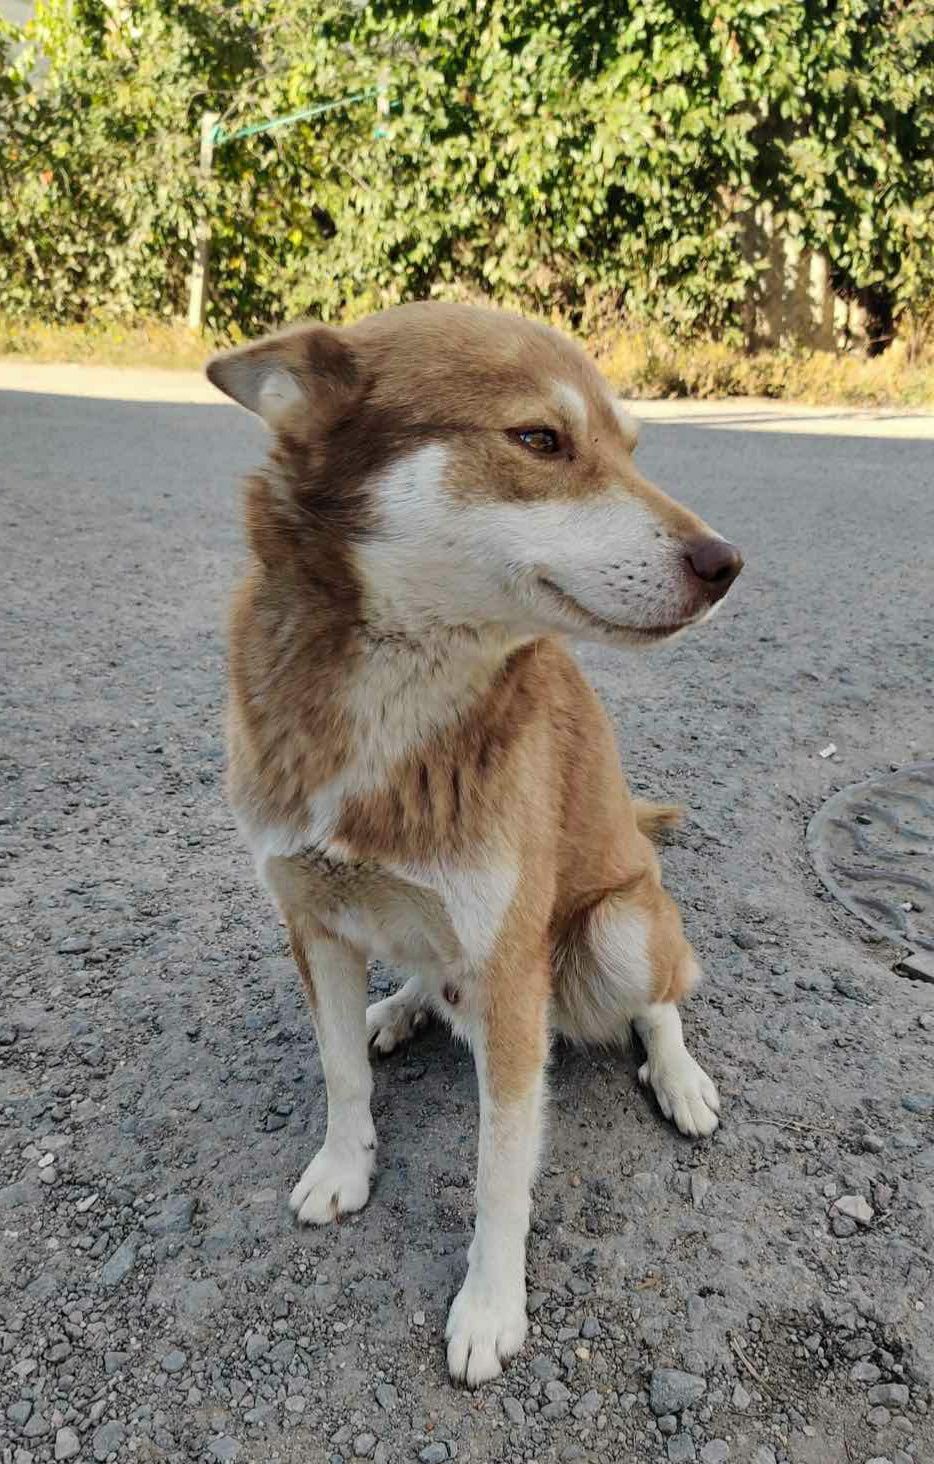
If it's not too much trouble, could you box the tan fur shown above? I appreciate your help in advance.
[209,301,740,1384]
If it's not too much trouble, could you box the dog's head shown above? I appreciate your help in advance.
[208,303,742,647]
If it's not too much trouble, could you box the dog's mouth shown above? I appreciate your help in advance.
[536,576,693,641]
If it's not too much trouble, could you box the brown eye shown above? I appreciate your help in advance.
[513,427,560,455]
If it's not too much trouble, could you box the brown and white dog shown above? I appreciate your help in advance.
[207,302,743,1387]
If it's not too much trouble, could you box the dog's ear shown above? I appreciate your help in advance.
[206,323,359,433]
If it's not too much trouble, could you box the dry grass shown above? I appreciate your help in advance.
[0,317,223,371]
[3,314,934,406]
[597,330,934,407]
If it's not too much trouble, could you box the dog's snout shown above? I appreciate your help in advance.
[684,536,744,601]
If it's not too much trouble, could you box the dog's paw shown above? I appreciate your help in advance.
[639,1051,720,1138]
[366,990,427,1056]
[289,1138,375,1225]
[446,1274,527,1387]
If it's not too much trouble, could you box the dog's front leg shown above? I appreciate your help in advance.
[446,949,549,1387]
[283,915,376,1224]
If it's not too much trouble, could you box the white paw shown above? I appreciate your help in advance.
[366,990,427,1056]
[639,1051,720,1137]
[446,1274,528,1387]
[289,1136,375,1225]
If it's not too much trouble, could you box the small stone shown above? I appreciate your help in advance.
[752,1450,777,1464]
[731,1382,751,1411]
[868,1406,891,1428]
[412,1310,426,1327]
[580,1316,601,1339]
[284,1397,305,1414]
[92,1421,126,1461]
[161,1348,186,1374]
[55,1428,80,1461]
[530,1355,560,1381]
[668,1436,697,1463]
[143,1194,196,1235]
[731,929,758,950]
[650,1368,707,1416]
[418,1446,449,1464]
[8,1401,33,1427]
[833,1216,859,1237]
[208,1439,240,1462]
[658,1414,678,1435]
[502,1396,525,1425]
[353,1434,377,1458]
[901,1094,934,1114]
[540,1401,569,1421]
[895,950,934,983]
[0,1023,17,1045]
[245,1332,270,1362]
[375,1382,398,1412]
[527,1289,548,1314]
[573,1387,600,1419]
[38,1168,57,1186]
[868,1383,909,1408]
[100,1237,137,1287]
[700,1444,730,1464]
[831,1192,873,1226]
[104,1351,129,1376]
[544,1381,570,1404]
[850,1361,882,1385]
[862,1132,885,1153]
[59,936,91,955]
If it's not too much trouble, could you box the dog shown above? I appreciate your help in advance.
[207,302,743,1387]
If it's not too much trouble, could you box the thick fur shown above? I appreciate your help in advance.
[207,302,740,1387]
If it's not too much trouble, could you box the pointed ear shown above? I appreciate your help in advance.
[205,323,359,432]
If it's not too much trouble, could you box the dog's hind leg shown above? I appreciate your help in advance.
[556,876,720,1137]
[366,976,429,1055]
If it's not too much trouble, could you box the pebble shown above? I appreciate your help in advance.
[544,1380,570,1404]
[245,1333,270,1361]
[59,936,91,955]
[100,1238,137,1287]
[0,1023,17,1045]
[374,1382,398,1412]
[502,1396,525,1425]
[650,1368,707,1416]
[831,1193,873,1226]
[868,1407,891,1428]
[8,1400,33,1426]
[412,1310,426,1326]
[752,1450,777,1464]
[658,1414,678,1435]
[868,1383,909,1408]
[573,1388,600,1418]
[530,1354,560,1381]
[92,1421,125,1461]
[731,1382,751,1411]
[580,1316,601,1339]
[353,1435,376,1458]
[833,1216,859,1238]
[900,1094,934,1114]
[207,1438,241,1461]
[161,1348,186,1374]
[418,1446,449,1464]
[850,1361,882,1384]
[54,1429,80,1461]
[143,1194,196,1235]
[668,1436,697,1463]
[700,1445,730,1464]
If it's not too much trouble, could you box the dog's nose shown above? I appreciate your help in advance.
[684,536,744,601]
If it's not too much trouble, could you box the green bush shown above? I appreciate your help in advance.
[2,1,933,340]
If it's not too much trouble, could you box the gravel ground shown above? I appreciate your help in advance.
[2,388,933,1464]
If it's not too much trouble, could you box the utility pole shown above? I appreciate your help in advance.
[188,111,220,331]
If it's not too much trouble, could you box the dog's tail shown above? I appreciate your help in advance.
[632,798,683,842]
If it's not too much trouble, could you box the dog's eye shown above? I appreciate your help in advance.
[513,427,561,455]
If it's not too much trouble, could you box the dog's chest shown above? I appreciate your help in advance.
[266,841,517,981]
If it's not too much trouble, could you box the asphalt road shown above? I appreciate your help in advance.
[1,380,933,1464]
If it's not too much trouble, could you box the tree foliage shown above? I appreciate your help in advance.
[1,0,932,340]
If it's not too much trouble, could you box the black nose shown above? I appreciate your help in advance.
[685,536,744,601]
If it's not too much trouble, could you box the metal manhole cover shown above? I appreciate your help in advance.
[807,762,934,951]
